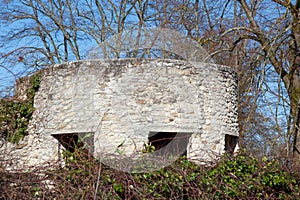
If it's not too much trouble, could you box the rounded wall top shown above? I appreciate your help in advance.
[47,58,237,78]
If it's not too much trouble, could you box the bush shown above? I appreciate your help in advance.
[199,152,299,199]
[0,150,299,199]
[0,73,40,143]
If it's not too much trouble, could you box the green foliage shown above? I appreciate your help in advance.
[199,152,299,199]
[1,150,299,199]
[0,73,41,143]
[141,142,156,153]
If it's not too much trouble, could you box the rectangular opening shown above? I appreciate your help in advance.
[52,132,94,160]
[225,134,238,154]
[148,132,192,157]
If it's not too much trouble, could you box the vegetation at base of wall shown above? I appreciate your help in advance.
[0,73,41,144]
[0,150,299,199]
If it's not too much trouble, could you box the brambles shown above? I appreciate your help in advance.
[0,150,299,199]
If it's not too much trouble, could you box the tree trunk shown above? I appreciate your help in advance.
[290,2,300,163]
[290,79,300,161]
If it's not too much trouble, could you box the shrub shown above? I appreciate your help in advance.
[0,73,41,143]
[0,150,299,199]
[199,152,299,199]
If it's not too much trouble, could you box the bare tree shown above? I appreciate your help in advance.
[225,0,300,162]
[0,0,146,92]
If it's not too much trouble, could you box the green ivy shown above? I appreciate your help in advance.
[2,149,298,199]
[199,152,299,199]
[0,73,41,144]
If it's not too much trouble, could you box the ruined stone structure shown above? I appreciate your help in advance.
[0,59,239,171]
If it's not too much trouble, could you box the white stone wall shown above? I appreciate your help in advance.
[0,59,239,169]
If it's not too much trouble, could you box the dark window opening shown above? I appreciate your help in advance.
[225,134,238,154]
[148,132,192,157]
[52,132,94,160]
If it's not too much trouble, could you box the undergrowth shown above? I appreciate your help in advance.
[0,73,40,143]
[0,150,299,199]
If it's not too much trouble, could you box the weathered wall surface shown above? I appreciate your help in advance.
[0,59,238,169]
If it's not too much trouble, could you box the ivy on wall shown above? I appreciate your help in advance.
[0,73,41,144]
